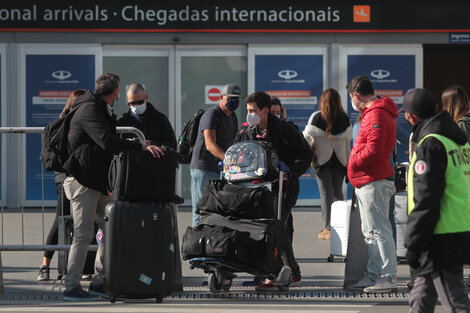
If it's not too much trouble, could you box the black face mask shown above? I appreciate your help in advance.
[225,97,240,111]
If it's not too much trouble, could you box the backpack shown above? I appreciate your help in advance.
[41,105,80,172]
[177,109,205,164]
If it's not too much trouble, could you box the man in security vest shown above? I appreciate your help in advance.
[403,88,470,312]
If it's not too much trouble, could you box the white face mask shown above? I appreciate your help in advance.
[130,102,147,115]
[352,102,362,112]
[246,112,261,127]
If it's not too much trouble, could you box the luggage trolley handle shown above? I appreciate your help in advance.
[276,161,290,220]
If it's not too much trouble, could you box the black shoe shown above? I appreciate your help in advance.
[63,285,99,301]
[37,265,50,281]
[88,282,110,299]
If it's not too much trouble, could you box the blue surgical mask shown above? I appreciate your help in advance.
[113,94,119,107]
[225,97,240,111]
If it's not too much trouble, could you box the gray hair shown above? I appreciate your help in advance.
[126,83,146,96]
[95,73,120,96]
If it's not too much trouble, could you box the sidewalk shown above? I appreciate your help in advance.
[0,207,448,312]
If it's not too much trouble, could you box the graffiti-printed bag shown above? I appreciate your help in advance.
[223,141,279,182]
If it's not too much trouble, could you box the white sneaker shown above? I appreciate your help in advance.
[347,273,377,291]
[363,276,398,294]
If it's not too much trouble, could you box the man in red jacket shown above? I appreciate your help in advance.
[346,76,399,294]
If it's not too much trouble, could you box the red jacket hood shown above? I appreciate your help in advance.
[362,96,399,120]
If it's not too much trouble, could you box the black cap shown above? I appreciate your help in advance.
[221,83,241,97]
[402,88,436,119]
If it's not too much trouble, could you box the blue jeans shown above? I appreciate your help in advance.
[355,179,397,279]
[190,168,219,227]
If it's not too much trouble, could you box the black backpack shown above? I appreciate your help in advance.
[177,109,205,164]
[41,105,80,172]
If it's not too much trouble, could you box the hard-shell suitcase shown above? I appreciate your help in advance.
[223,141,279,182]
[329,200,352,261]
[108,149,177,202]
[200,213,285,275]
[394,191,408,258]
[104,201,176,302]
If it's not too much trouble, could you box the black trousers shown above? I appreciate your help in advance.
[409,265,470,313]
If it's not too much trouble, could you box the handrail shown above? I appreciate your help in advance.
[0,126,146,145]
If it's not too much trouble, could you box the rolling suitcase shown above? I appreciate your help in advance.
[329,200,352,262]
[103,201,176,302]
[394,191,408,259]
[57,215,97,279]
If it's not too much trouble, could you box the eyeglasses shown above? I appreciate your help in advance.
[128,99,145,106]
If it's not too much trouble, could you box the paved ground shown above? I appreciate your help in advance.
[0,206,453,312]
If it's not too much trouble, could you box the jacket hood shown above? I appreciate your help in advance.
[303,124,352,139]
[362,96,399,119]
[72,90,106,108]
[414,111,468,146]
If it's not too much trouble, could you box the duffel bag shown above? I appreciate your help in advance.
[197,180,275,219]
[108,149,176,201]
[181,224,250,263]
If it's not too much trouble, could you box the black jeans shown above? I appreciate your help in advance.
[43,183,70,259]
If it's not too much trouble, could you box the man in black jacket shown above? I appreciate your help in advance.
[62,73,160,301]
[118,83,176,150]
[235,91,313,289]
[403,88,470,312]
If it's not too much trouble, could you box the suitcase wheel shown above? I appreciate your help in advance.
[208,271,223,293]
[155,296,162,303]
[327,255,334,262]
[110,297,116,303]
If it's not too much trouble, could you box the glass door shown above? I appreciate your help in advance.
[176,46,247,203]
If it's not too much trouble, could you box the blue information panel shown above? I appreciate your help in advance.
[26,54,95,202]
[346,54,416,195]
[255,54,324,200]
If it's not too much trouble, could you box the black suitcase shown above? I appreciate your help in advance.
[57,215,97,279]
[103,201,176,302]
[196,180,275,219]
[200,213,285,275]
[108,149,177,202]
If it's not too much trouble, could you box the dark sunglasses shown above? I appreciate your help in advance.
[128,99,145,106]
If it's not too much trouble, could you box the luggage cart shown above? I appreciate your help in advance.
[189,166,292,293]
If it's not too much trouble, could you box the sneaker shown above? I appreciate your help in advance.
[81,274,93,281]
[364,276,398,294]
[37,265,50,281]
[318,229,331,240]
[88,282,110,299]
[291,275,301,286]
[347,273,377,291]
[255,279,277,291]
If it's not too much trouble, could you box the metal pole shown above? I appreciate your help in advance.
[0,244,98,251]
[277,171,285,220]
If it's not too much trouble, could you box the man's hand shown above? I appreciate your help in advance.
[406,249,421,269]
[144,143,165,158]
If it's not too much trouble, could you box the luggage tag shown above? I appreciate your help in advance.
[139,274,152,285]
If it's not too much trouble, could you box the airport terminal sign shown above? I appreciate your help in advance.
[25,54,95,202]
[1,1,470,32]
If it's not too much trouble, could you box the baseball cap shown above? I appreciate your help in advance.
[221,83,241,97]
[402,88,437,119]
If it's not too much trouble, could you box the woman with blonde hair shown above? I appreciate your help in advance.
[303,88,352,240]
[442,85,470,142]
